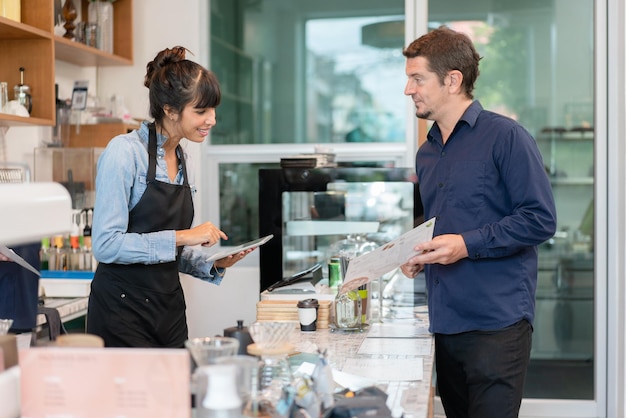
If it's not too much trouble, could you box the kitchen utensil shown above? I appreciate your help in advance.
[13,67,31,114]
[185,336,239,367]
[248,321,296,351]
[215,355,261,407]
[195,364,242,418]
[223,320,253,355]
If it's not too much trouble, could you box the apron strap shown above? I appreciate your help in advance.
[148,122,190,188]
[147,122,158,182]
[177,145,190,187]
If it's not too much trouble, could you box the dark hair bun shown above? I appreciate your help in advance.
[144,46,189,88]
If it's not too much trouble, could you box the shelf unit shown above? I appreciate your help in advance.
[0,0,133,127]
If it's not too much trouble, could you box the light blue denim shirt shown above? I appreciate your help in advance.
[92,121,224,284]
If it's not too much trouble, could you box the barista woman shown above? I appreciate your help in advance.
[87,46,252,348]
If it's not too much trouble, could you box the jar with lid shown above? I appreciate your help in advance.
[332,289,362,331]
[88,0,114,53]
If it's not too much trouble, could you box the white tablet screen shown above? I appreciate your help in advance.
[205,234,274,261]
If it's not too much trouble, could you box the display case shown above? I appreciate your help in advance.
[258,167,423,291]
[34,147,103,210]
[532,126,594,362]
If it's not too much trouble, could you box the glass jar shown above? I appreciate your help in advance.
[88,0,113,53]
[333,289,362,330]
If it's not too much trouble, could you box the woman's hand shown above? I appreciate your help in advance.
[176,221,228,247]
[214,248,255,269]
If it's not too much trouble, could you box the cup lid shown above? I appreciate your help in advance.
[297,298,319,308]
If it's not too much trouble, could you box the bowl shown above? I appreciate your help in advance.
[185,336,240,366]
[248,321,297,350]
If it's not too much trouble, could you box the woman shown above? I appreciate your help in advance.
[87,46,252,347]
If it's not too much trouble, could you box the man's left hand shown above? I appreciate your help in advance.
[407,234,468,266]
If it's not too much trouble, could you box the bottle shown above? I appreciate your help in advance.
[328,257,342,290]
[39,237,51,271]
[82,208,94,271]
[68,210,82,270]
[53,235,67,271]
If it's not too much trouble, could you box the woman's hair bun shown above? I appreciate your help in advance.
[144,46,189,88]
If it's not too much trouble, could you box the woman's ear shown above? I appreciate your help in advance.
[163,105,177,122]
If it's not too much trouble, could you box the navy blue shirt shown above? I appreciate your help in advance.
[416,101,557,334]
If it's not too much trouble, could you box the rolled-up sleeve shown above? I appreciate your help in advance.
[92,135,178,265]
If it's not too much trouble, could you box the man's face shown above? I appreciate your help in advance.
[404,56,447,121]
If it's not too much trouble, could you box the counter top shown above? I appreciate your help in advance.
[287,312,434,418]
[36,297,89,327]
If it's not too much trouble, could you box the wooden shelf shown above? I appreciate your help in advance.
[0,15,51,39]
[55,36,132,66]
[0,0,133,127]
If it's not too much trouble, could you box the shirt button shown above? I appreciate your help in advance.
[435,278,440,285]
[145,298,150,303]
[441,151,446,157]
[438,182,444,188]
[120,293,126,298]
[475,254,480,258]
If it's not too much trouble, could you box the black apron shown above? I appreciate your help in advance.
[87,123,194,347]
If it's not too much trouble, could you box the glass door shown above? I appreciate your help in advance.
[425,0,598,415]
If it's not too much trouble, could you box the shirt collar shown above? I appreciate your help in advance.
[139,120,168,147]
[427,100,484,144]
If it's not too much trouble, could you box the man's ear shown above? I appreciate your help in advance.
[447,70,463,93]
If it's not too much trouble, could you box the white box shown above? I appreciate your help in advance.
[40,278,91,297]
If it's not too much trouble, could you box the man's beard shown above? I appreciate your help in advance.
[416,109,432,120]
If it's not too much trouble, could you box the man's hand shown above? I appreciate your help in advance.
[407,234,468,266]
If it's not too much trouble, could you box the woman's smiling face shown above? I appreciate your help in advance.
[175,104,217,142]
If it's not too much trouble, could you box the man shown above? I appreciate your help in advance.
[400,26,557,418]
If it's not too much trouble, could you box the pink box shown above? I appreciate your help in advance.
[20,347,190,418]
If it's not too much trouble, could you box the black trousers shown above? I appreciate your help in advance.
[435,319,532,418]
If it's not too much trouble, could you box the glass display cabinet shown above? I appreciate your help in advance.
[533,127,594,363]
[258,167,423,292]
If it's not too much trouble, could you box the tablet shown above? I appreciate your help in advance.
[205,234,274,261]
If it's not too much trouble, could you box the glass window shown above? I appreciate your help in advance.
[305,16,407,143]
[209,0,406,145]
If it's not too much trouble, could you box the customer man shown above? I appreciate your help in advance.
[400,26,557,418]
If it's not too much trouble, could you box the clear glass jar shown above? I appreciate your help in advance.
[333,290,362,329]
[88,0,114,53]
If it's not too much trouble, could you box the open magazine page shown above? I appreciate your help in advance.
[340,217,436,292]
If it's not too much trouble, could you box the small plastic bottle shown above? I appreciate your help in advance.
[39,237,50,271]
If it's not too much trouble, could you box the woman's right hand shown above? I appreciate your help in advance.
[176,221,228,247]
